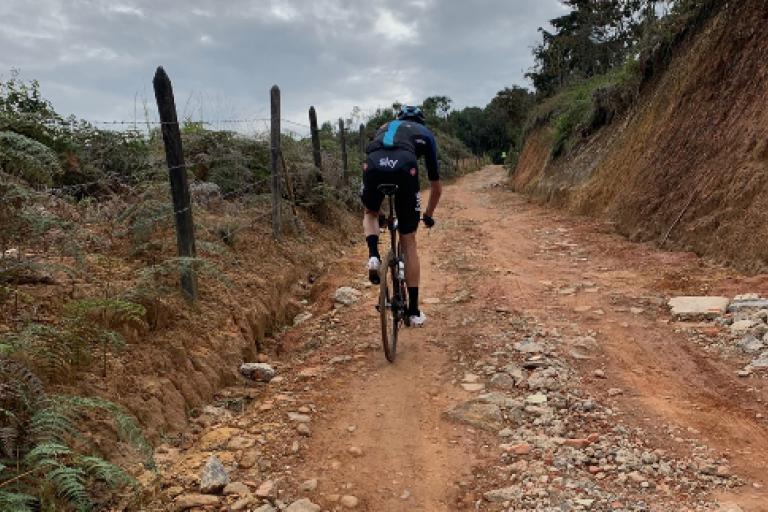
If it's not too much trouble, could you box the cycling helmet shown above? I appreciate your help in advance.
[397,105,425,124]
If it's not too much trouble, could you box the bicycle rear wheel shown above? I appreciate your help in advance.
[379,251,399,362]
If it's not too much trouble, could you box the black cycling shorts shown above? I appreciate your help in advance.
[360,148,421,235]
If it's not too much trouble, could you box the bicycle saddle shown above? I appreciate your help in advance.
[377,184,399,196]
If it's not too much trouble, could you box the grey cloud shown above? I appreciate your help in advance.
[1,0,564,128]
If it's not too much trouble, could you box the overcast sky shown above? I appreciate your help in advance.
[0,0,566,134]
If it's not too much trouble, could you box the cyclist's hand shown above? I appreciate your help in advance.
[422,215,435,228]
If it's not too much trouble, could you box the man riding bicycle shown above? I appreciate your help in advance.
[360,105,443,327]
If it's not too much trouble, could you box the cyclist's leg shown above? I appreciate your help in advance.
[400,233,419,285]
[393,156,423,320]
[361,163,385,283]
[361,164,385,242]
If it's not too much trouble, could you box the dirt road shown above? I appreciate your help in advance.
[155,166,768,511]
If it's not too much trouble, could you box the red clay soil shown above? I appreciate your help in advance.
[512,0,768,274]
[2,200,357,452]
[152,167,768,511]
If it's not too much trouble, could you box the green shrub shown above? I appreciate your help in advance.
[526,62,642,158]
[0,131,61,186]
[300,183,346,224]
[182,129,270,197]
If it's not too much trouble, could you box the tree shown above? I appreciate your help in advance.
[526,0,658,97]
[446,87,534,162]
[422,96,452,122]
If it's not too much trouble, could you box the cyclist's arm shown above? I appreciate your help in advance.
[419,128,441,217]
[420,129,440,182]
[425,180,442,218]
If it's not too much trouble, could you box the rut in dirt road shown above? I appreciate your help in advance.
[153,166,767,512]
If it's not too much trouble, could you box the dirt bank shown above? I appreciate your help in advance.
[512,0,768,274]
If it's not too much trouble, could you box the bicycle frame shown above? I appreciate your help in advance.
[383,192,408,325]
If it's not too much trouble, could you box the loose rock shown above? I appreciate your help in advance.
[174,494,220,511]
[335,287,362,305]
[445,401,503,431]
[285,498,321,512]
[484,486,520,502]
[340,495,360,508]
[239,363,276,382]
[199,456,229,494]
[489,372,516,390]
[231,495,254,511]
[668,296,729,318]
[255,480,276,498]
[300,478,318,492]
[223,481,250,496]
[288,412,311,423]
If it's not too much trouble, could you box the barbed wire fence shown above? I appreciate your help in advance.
[148,67,371,301]
[2,66,486,303]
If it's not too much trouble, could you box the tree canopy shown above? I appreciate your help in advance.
[527,0,668,97]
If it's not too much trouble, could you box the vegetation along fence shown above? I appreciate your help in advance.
[2,64,487,320]
[146,67,485,301]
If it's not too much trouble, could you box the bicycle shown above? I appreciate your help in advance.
[375,184,409,363]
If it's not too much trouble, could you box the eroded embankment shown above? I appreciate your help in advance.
[65,209,357,452]
[512,0,768,273]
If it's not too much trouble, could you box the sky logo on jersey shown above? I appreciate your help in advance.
[379,157,399,169]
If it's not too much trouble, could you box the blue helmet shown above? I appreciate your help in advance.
[397,105,425,124]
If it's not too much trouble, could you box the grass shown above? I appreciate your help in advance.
[526,60,642,158]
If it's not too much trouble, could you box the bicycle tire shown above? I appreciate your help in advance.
[379,251,398,362]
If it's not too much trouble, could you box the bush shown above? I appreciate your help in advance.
[0,131,61,186]
[525,61,642,158]
[182,129,270,197]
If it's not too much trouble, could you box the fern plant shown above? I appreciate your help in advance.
[63,298,147,377]
[115,184,173,256]
[2,299,147,380]
[0,357,152,511]
[134,256,232,297]
[0,174,82,287]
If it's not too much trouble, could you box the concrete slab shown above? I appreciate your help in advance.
[668,296,730,319]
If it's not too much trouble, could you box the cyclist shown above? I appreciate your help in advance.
[360,105,442,327]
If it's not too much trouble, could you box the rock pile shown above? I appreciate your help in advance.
[445,324,742,510]
[672,294,768,373]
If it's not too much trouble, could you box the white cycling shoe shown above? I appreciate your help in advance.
[367,256,381,285]
[408,311,427,327]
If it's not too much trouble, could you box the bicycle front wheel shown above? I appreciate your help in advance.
[379,251,398,362]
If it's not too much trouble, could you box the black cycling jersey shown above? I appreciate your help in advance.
[366,120,440,181]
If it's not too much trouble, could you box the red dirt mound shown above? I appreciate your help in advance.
[512,0,768,273]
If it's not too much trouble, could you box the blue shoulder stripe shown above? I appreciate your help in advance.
[383,120,402,147]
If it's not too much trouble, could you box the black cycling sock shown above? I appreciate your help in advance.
[366,235,380,259]
[407,287,419,315]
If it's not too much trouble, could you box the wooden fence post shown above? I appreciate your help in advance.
[152,66,197,303]
[359,123,365,159]
[309,106,323,183]
[339,118,348,183]
[270,85,282,239]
